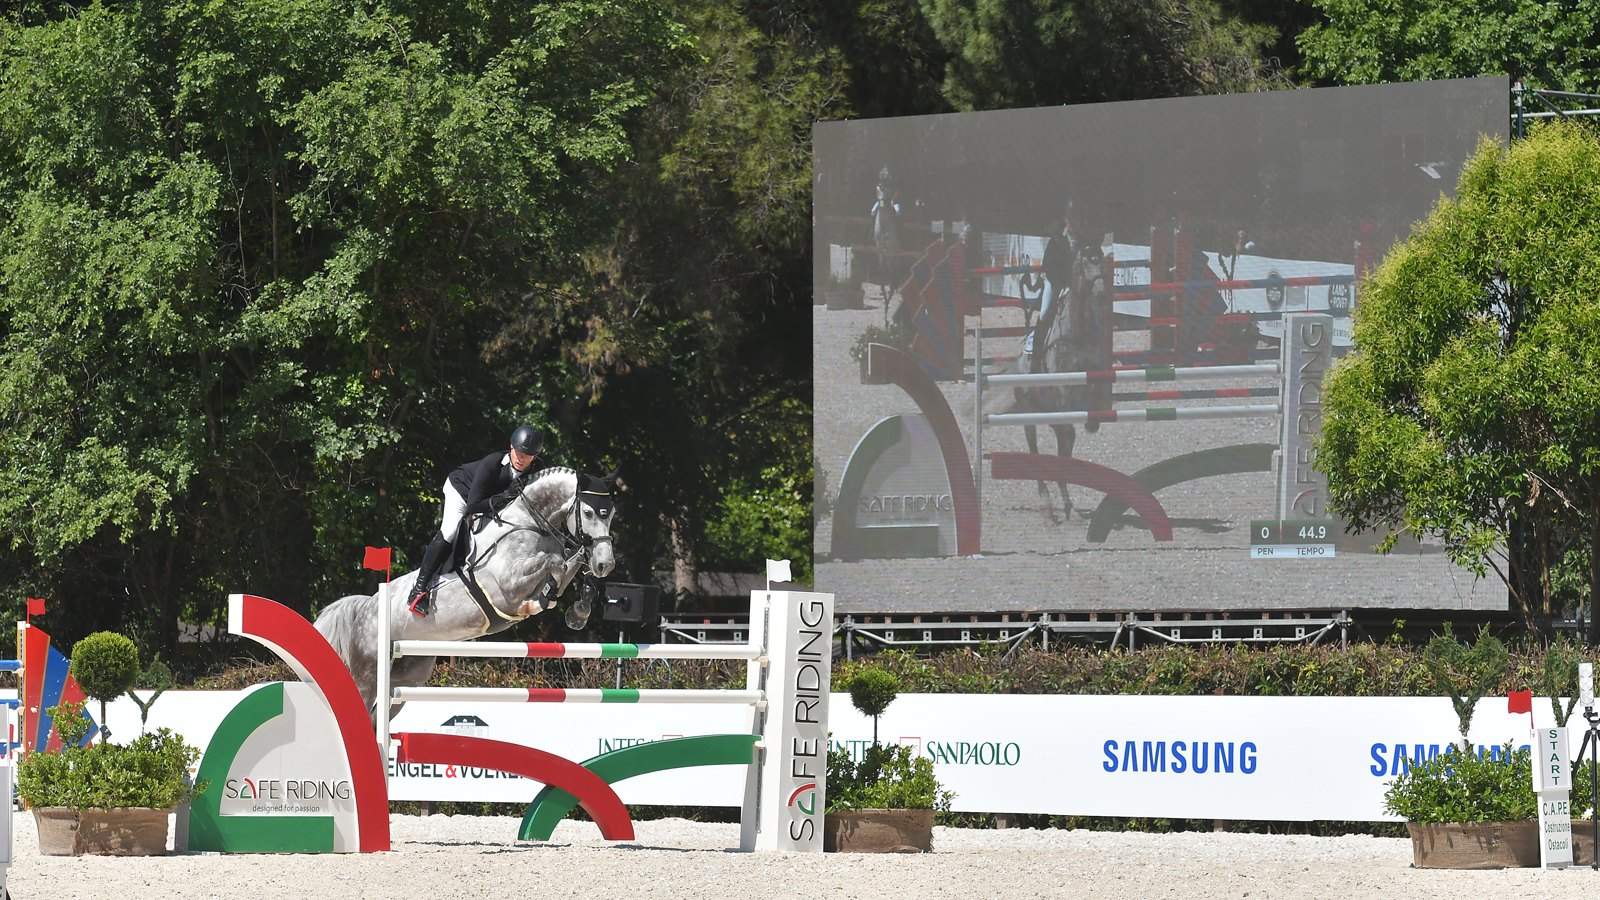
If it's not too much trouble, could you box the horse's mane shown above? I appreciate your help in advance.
[473,466,578,523]
[528,466,577,485]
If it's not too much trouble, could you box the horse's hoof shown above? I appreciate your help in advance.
[564,598,591,630]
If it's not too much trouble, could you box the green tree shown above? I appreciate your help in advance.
[1534,636,1584,727]
[1420,628,1508,752]
[520,0,837,604]
[0,0,686,652]
[1299,0,1600,91]
[71,631,140,746]
[850,667,901,744]
[1318,121,1600,636]
[920,0,1287,111]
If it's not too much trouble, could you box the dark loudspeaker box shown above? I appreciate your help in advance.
[602,582,660,624]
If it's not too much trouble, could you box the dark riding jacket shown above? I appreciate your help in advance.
[450,452,536,518]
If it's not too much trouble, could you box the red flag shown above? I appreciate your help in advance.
[25,597,43,616]
[1508,690,1533,715]
[362,547,392,572]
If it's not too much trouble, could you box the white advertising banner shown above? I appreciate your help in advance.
[828,694,1561,821]
[385,701,754,804]
[96,689,1575,820]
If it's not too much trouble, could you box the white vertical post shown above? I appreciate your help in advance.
[739,592,771,851]
[1277,312,1333,520]
[1533,726,1574,868]
[973,314,984,528]
[743,590,833,852]
[0,755,13,894]
[375,580,392,767]
[15,622,26,759]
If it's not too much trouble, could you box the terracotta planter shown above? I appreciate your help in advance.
[1406,820,1538,869]
[33,807,81,856]
[1571,821,1597,865]
[824,809,934,853]
[33,807,172,856]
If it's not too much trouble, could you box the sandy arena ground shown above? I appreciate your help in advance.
[8,814,1600,899]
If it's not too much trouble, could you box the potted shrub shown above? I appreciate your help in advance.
[825,669,953,852]
[18,633,206,856]
[1386,742,1540,868]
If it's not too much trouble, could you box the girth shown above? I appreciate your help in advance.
[458,565,522,630]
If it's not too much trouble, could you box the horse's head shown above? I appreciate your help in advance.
[571,471,617,577]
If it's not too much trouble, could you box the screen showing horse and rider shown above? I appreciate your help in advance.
[813,76,1510,613]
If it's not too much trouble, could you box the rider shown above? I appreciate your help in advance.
[408,425,544,617]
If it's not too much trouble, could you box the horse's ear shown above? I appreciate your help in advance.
[602,467,620,490]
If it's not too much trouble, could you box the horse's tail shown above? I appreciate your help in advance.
[313,593,370,670]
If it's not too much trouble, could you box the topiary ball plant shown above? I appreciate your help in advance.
[70,632,140,746]
[850,668,900,746]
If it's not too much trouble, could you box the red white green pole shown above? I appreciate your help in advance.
[391,640,763,662]
[390,686,766,705]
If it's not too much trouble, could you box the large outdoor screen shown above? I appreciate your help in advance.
[813,76,1509,612]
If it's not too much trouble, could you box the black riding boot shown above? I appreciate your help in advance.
[408,533,452,617]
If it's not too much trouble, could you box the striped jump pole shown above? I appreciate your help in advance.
[390,686,767,705]
[984,404,1280,427]
[392,640,764,662]
[1113,348,1281,366]
[1111,386,1277,403]
[1114,311,1348,330]
[1114,273,1355,300]
[986,362,1279,389]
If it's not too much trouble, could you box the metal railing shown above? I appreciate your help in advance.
[659,610,1351,658]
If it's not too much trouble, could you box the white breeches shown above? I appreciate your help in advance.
[439,480,468,542]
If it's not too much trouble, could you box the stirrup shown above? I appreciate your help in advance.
[408,587,432,618]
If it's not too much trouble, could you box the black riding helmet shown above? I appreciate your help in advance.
[510,424,543,457]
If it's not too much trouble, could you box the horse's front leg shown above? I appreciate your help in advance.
[1024,419,1060,524]
[512,551,576,617]
[1051,423,1077,518]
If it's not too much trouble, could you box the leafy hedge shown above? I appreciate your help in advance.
[18,727,204,810]
[829,643,1593,698]
[195,639,1595,698]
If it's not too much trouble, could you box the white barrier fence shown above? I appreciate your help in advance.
[95,691,1563,821]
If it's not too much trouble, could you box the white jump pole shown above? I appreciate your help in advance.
[985,361,1281,388]
[985,403,1280,427]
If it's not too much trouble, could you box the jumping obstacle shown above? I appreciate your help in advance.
[973,314,1334,542]
[829,216,1351,559]
[956,215,1352,544]
[375,588,834,852]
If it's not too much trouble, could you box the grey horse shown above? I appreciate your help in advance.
[315,466,617,724]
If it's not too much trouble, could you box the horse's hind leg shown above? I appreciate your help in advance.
[1051,423,1077,517]
[1024,423,1060,523]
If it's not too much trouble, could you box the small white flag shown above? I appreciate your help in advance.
[766,558,792,586]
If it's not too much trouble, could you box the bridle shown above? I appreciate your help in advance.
[452,473,614,629]
[469,474,613,576]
